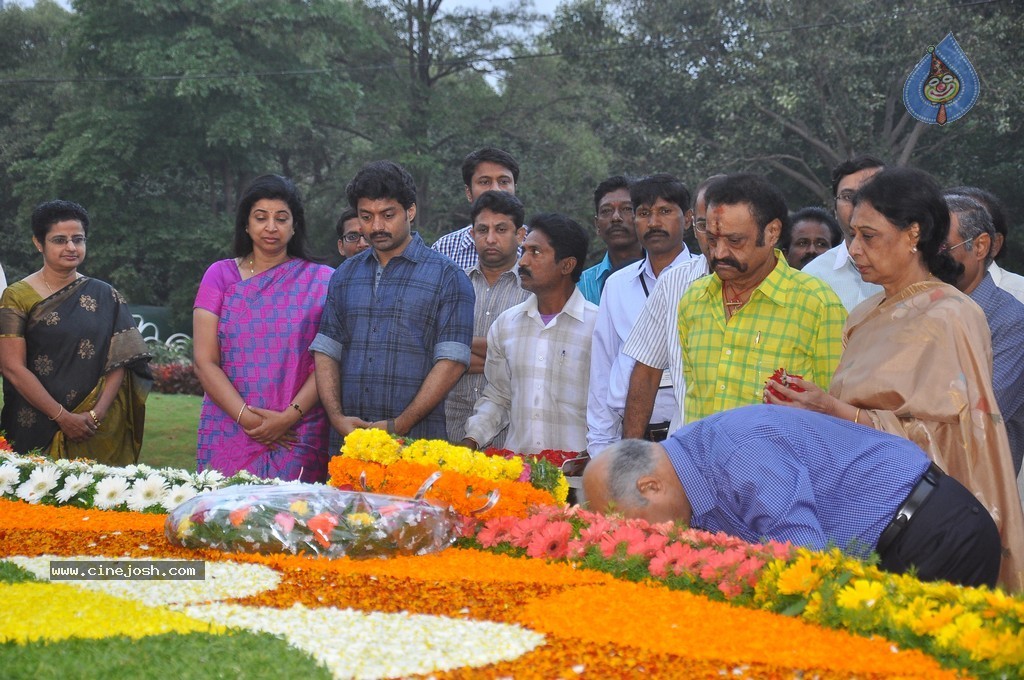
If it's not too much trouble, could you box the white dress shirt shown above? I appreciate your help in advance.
[465,287,598,454]
[802,241,882,312]
[587,249,693,456]
[621,255,710,433]
[990,262,1024,305]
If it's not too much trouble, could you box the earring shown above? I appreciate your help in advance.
[911,246,917,253]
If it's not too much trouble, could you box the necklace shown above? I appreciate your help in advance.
[248,258,255,276]
[724,280,760,308]
[41,271,73,295]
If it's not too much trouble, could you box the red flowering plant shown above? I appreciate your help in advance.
[483,447,583,493]
[461,504,795,604]
[0,433,12,453]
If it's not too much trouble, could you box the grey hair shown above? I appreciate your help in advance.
[946,194,996,266]
[602,439,659,508]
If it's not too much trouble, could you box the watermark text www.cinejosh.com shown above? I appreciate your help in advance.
[49,560,206,581]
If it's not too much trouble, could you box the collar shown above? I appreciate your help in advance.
[523,286,589,323]
[468,262,521,285]
[459,225,476,251]
[629,247,693,282]
[969,272,998,303]
[370,232,428,265]
[695,250,792,306]
[833,240,859,272]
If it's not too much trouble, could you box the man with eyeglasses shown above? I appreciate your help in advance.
[620,175,717,439]
[588,174,696,457]
[445,190,529,445]
[336,207,370,261]
[802,156,885,310]
[577,176,644,305]
[942,193,1024,476]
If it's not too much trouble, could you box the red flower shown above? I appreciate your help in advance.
[228,505,251,527]
[307,512,339,548]
[526,521,572,560]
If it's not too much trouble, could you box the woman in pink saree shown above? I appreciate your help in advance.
[194,175,332,481]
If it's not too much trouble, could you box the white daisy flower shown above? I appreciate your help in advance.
[0,462,23,495]
[15,465,62,503]
[54,472,96,504]
[162,483,199,511]
[125,474,169,511]
[93,476,131,509]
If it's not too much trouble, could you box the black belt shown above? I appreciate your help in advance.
[876,463,943,554]
[644,421,670,442]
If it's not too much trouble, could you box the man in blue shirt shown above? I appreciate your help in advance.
[943,194,1024,474]
[583,404,1000,587]
[311,161,474,448]
[577,176,643,305]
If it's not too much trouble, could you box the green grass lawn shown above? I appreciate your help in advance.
[140,393,202,471]
[1,386,201,472]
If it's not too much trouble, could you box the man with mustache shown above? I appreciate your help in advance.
[662,173,845,424]
[445,190,529,445]
[587,174,696,457]
[621,174,719,437]
[577,176,644,305]
[462,213,597,454]
[782,207,841,270]
[311,160,475,449]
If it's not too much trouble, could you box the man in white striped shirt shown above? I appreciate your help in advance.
[462,213,597,454]
[587,174,695,457]
[620,176,720,437]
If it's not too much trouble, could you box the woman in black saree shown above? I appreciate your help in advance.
[0,200,152,464]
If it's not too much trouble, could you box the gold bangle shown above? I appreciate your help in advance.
[49,405,65,421]
[236,403,247,424]
[854,408,861,424]
[290,402,303,416]
[89,409,101,427]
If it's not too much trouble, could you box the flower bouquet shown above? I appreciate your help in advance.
[763,367,805,403]
[166,483,462,559]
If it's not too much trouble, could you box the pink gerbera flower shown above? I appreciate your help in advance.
[526,521,572,560]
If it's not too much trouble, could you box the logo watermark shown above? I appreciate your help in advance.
[903,33,980,126]
[49,559,206,581]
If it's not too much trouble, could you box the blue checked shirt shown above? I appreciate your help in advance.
[310,234,474,440]
[969,273,1024,473]
[663,405,930,556]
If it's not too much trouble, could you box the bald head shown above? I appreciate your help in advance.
[582,439,692,524]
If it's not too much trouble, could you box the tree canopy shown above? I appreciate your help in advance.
[1,0,1020,327]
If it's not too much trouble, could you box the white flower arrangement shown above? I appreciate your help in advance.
[0,450,277,513]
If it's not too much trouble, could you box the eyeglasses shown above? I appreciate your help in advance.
[943,236,975,253]
[835,191,857,204]
[47,236,87,246]
[342,233,369,243]
[692,217,708,233]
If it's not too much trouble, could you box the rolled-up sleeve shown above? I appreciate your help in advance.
[432,267,475,367]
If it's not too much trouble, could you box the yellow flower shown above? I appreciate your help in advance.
[290,500,309,516]
[774,554,822,595]
[933,611,983,651]
[836,579,885,610]
[346,512,374,526]
[176,518,193,540]
[553,474,569,505]
[341,429,402,464]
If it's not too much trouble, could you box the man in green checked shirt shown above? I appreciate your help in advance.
[670,173,845,424]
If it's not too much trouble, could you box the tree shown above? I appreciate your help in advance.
[11,0,376,325]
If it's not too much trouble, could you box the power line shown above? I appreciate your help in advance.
[0,0,1004,86]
